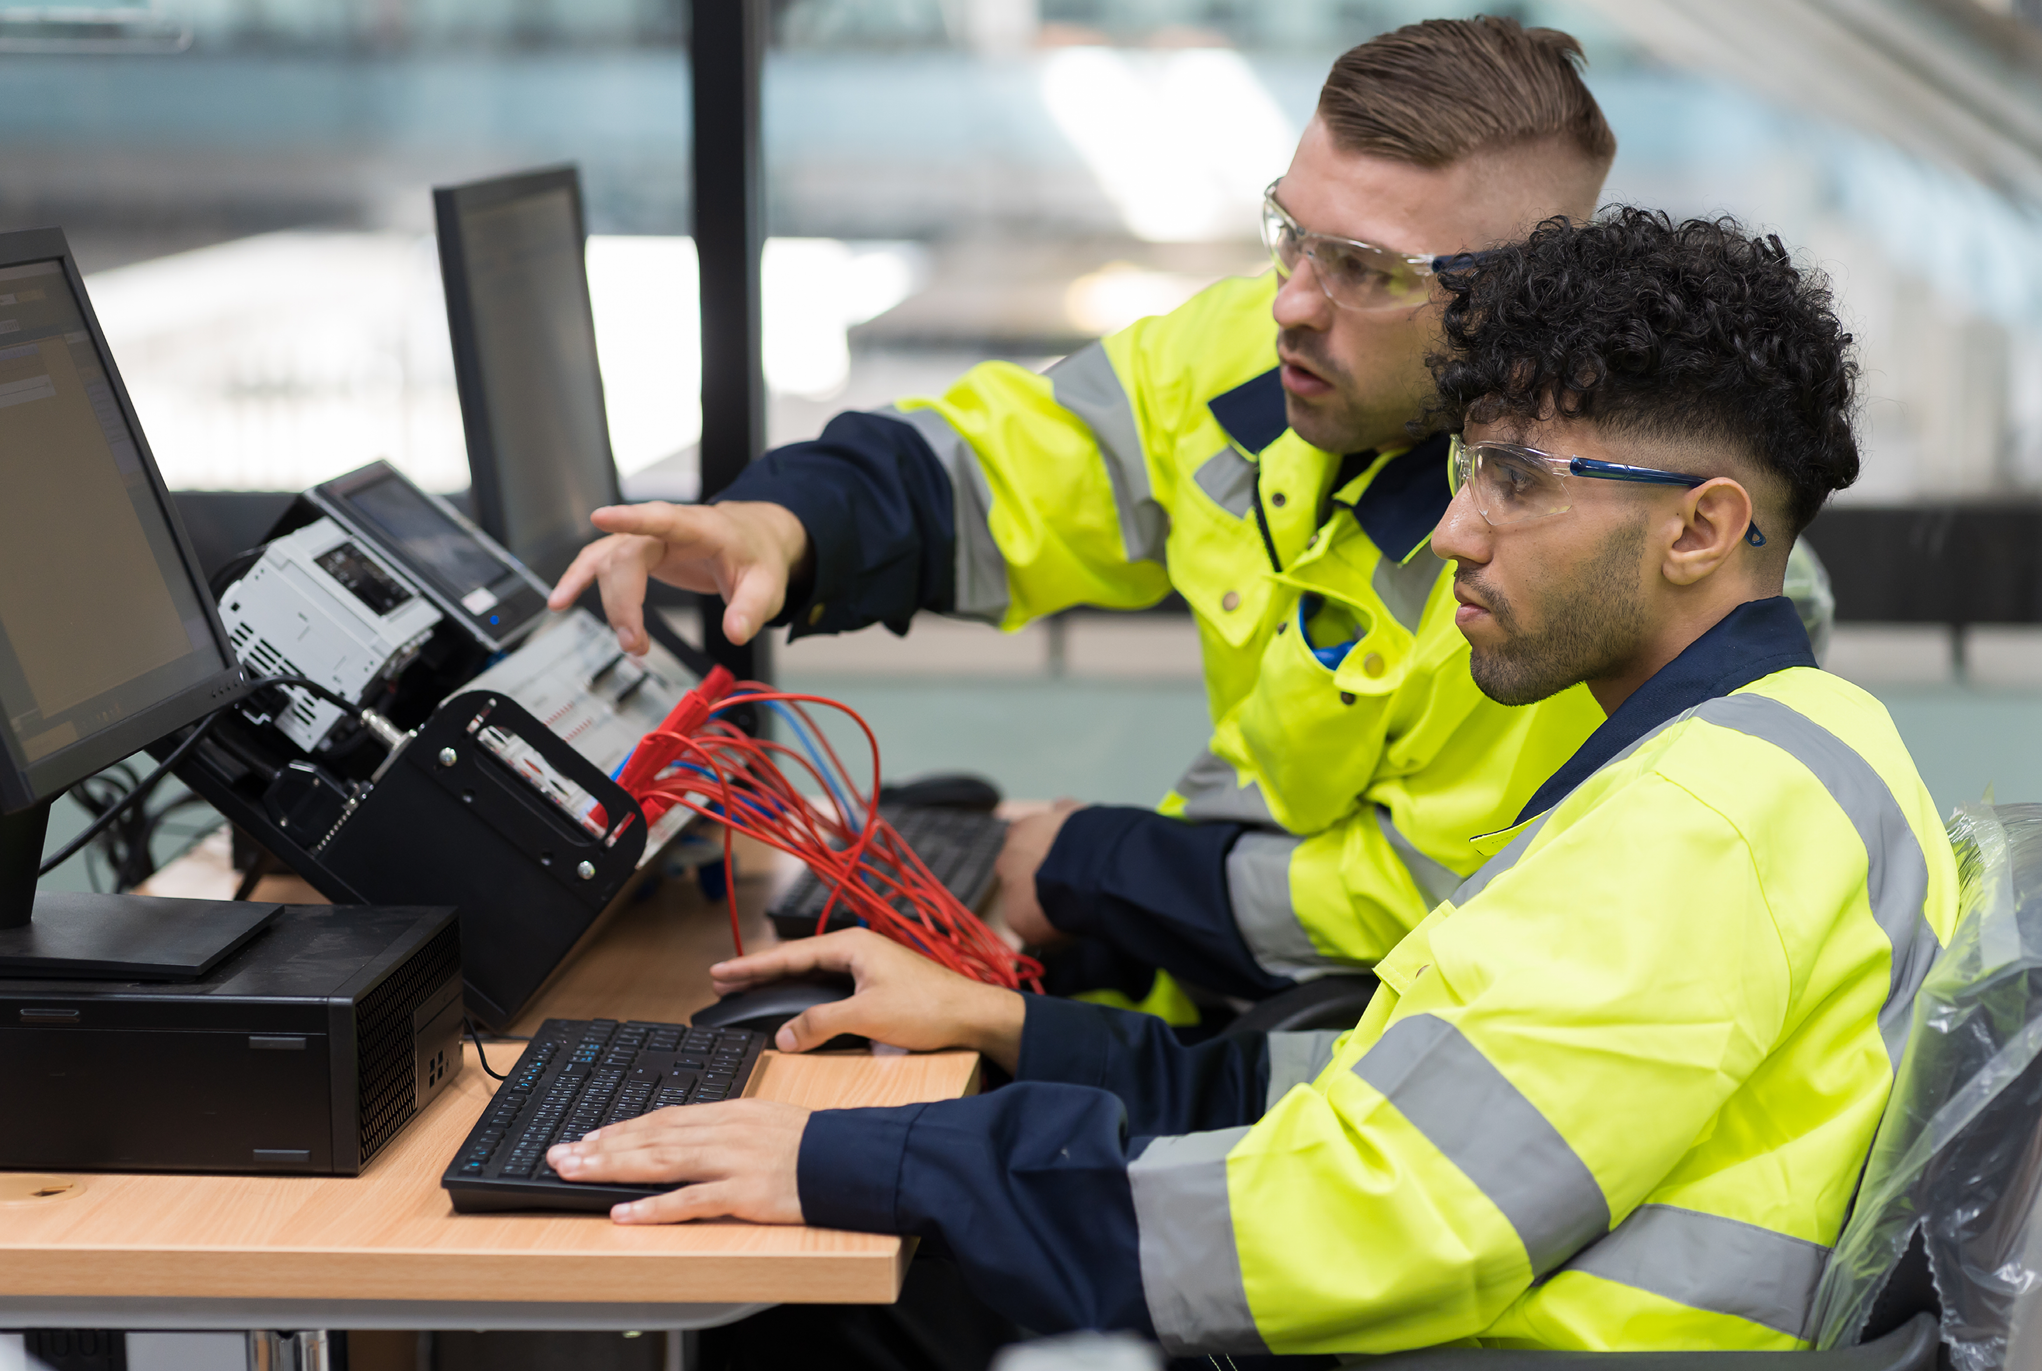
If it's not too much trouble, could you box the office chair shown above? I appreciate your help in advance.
[1221,973,1379,1037]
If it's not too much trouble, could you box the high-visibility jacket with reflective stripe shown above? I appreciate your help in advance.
[795,596,1955,1355]
[726,272,1833,987]
[1140,605,1957,1354]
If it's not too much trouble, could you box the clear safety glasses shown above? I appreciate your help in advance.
[1447,434,1767,548]
[1261,180,1483,312]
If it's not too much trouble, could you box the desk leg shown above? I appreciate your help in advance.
[247,1330,331,1371]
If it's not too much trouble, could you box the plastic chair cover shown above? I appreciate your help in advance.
[1812,801,2042,1368]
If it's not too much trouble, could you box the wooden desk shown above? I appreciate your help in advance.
[0,833,979,1331]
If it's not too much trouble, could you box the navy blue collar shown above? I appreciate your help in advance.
[1511,596,1817,826]
[1347,433,1451,564]
[1208,368,1451,564]
[1208,367,1289,453]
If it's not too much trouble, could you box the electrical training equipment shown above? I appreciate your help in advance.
[457,609,700,853]
[440,1017,765,1213]
[170,459,708,1029]
[0,904,463,1176]
[217,517,443,752]
[608,668,1042,991]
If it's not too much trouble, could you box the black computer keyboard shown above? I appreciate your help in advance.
[441,1017,766,1214]
[767,802,1008,940]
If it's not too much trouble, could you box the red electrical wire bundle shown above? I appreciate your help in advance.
[611,666,1043,993]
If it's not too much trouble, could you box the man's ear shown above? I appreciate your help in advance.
[1663,478,1753,587]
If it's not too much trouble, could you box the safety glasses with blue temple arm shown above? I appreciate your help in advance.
[1262,180,1495,312]
[1447,433,1767,548]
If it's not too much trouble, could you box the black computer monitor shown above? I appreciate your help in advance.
[0,227,276,979]
[435,165,621,588]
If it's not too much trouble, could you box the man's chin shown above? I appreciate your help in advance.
[1469,649,1569,708]
[1283,394,1364,454]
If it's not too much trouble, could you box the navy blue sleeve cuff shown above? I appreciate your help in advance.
[1020,990,1270,1136]
[1016,992,1119,1088]
[796,1101,928,1232]
[712,410,956,640]
[808,1085,1154,1336]
[1037,805,1295,999]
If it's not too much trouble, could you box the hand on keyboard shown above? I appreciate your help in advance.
[546,1096,810,1225]
[710,927,1027,1073]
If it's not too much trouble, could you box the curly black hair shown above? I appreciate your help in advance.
[1428,208,1860,537]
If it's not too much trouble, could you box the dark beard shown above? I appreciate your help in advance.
[1463,518,1649,707]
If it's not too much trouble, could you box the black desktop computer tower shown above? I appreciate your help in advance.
[0,904,463,1176]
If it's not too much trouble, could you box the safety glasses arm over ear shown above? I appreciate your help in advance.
[1449,436,1767,547]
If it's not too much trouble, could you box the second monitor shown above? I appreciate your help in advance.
[435,165,620,589]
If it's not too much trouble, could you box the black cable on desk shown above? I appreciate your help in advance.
[37,672,374,880]
[465,1017,512,1080]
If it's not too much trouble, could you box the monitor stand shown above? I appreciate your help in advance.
[0,800,280,980]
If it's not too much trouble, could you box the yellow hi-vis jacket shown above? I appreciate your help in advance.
[883,272,1832,981]
[794,598,1944,1354]
[1134,650,1956,1353]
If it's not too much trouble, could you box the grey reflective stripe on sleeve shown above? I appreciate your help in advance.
[1173,747,1278,824]
[1371,547,1446,634]
[1193,446,1258,518]
[1265,1030,1344,1112]
[1227,830,1341,980]
[1353,1014,1610,1275]
[1045,343,1168,564]
[1377,806,1462,906]
[1559,1203,1829,1340]
[1452,708,1701,906]
[1694,693,1938,1071]
[878,405,1009,624]
[1128,1127,1271,1356]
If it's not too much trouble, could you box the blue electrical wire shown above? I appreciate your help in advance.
[608,695,861,830]
[719,699,863,825]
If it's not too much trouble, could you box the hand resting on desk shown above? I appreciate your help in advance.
[546,928,1024,1225]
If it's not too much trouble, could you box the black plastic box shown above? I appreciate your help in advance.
[0,904,461,1175]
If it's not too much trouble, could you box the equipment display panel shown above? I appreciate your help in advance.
[312,461,548,652]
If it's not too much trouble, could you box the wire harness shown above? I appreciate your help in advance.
[610,667,1043,992]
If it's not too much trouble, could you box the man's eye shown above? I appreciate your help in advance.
[1318,244,1393,288]
[1490,462,1543,502]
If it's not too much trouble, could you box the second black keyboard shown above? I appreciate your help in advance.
[768,802,1008,940]
[442,1017,766,1214]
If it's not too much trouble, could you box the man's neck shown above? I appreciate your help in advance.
[1586,585,1775,715]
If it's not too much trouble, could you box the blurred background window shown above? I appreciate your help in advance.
[9,0,2037,506]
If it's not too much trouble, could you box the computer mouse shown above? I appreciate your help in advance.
[879,772,1003,813]
[691,972,867,1050]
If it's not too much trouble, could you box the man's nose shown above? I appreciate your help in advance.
[1430,484,1488,565]
[1271,257,1332,332]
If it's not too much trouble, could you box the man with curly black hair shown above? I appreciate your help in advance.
[551,210,1956,1361]
[1431,208,1861,716]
